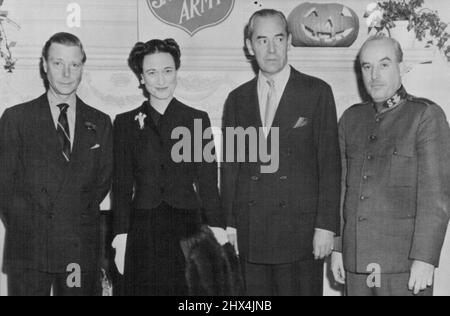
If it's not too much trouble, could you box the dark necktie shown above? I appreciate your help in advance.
[56,103,71,162]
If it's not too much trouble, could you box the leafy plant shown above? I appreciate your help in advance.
[365,1,450,60]
[0,0,19,72]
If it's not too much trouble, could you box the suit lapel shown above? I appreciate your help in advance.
[37,95,67,178]
[33,95,67,206]
[55,98,96,200]
[240,78,263,129]
[158,98,179,139]
[137,101,161,149]
[272,69,306,135]
[70,98,90,164]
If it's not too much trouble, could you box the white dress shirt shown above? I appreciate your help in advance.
[257,64,291,129]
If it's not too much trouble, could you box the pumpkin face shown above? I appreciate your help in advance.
[288,2,360,47]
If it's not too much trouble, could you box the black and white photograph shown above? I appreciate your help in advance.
[0,0,450,298]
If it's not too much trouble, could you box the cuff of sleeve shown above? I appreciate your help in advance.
[112,234,128,249]
[315,214,340,235]
[315,228,336,235]
[334,236,343,253]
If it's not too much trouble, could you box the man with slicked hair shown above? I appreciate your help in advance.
[0,33,113,296]
[221,9,341,296]
[332,35,450,296]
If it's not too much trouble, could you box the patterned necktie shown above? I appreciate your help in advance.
[264,79,277,136]
[56,103,71,162]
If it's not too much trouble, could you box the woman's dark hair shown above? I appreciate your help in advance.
[128,38,181,79]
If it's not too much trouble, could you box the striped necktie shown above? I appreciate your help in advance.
[56,103,71,162]
[264,79,277,136]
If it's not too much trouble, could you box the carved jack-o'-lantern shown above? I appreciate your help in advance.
[288,2,360,47]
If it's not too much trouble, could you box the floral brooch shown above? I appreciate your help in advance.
[85,121,97,131]
[135,112,147,130]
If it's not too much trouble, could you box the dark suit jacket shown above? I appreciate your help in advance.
[0,94,113,273]
[112,98,223,236]
[337,94,450,273]
[221,67,341,264]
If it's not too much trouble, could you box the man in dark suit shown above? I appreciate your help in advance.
[221,9,341,296]
[0,32,113,296]
[332,36,450,296]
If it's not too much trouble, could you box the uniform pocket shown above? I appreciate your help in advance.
[345,143,361,188]
[389,143,416,187]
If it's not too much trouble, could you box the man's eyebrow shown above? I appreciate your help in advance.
[256,35,268,40]
[380,57,392,62]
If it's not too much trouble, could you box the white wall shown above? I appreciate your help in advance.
[1,0,449,296]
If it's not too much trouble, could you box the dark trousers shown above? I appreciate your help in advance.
[7,269,100,296]
[346,272,433,296]
[242,259,324,296]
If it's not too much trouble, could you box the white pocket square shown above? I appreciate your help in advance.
[293,117,309,129]
[90,144,101,150]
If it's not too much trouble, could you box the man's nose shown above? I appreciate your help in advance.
[158,73,166,85]
[268,40,276,54]
[371,67,381,80]
[63,65,71,78]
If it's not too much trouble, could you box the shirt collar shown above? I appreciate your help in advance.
[258,64,291,92]
[47,89,77,112]
[373,85,408,114]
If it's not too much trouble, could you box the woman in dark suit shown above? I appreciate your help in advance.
[111,39,226,296]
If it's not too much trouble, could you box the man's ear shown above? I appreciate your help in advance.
[399,62,409,76]
[43,58,48,74]
[287,33,293,51]
[245,39,254,56]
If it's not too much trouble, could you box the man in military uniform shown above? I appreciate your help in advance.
[332,35,450,296]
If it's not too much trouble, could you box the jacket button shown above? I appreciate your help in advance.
[367,155,373,161]
[279,201,287,208]
[363,175,369,181]
[358,216,367,222]
[369,135,377,141]
[41,188,48,194]
[360,196,367,201]
[48,213,55,219]
[251,176,259,181]
[393,151,398,155]
[280,176,288,180]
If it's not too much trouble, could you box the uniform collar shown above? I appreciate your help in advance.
[373,86,408,114]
